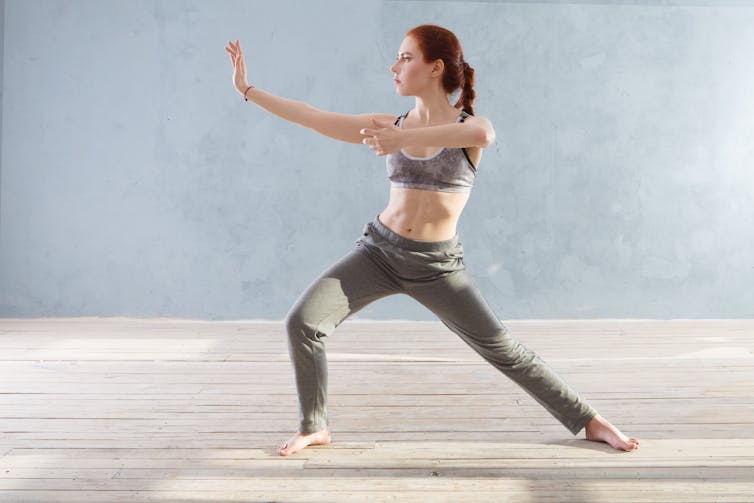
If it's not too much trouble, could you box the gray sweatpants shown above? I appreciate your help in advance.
[285,214,598,435]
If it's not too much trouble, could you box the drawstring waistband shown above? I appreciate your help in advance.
[364,214,461,253]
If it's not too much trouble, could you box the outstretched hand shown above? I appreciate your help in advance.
[225,39,249,96]
[360,118,404,156]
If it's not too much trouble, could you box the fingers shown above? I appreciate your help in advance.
[225,41,244,69]
[364,140,383,154]
[225,40,245,66]
[225,39,241,54]
[225,44,236,62]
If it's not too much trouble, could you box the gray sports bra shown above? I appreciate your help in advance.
[386,109,477,193]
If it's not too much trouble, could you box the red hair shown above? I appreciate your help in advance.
[405,24,476,115]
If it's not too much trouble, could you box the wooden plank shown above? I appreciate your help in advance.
[0,491,750,503]
[1,318,753,501]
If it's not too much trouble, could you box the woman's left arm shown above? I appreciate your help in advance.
[403,116,496,149]
[360,115,495,156]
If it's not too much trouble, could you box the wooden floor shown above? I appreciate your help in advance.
[0,318,752,502]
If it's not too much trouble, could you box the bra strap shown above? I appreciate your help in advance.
[394,110,409,127]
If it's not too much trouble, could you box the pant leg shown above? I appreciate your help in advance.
[405,269,598,435]
[284,245,402,434]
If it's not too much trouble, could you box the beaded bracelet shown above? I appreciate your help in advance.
[243,84,255,101]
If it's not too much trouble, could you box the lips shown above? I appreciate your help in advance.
[394,79,401,83]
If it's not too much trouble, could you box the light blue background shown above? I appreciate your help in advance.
[1,0,753,320]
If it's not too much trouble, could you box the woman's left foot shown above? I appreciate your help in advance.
[277,427,332,456]
[585,413,640,451]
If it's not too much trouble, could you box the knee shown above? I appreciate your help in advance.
[486,328,535,367]
[284,307,307,340]
[285,305,327,342]
[499,322,510,337]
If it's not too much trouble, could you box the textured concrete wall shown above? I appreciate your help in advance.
[1,0,753,320]
[0,0,4,258]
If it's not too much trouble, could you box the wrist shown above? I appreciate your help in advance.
[399,128,412,149]
[241,84,255,101]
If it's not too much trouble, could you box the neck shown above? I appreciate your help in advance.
[412,92,459,125]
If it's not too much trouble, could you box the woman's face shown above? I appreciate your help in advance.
[390,36,437,96]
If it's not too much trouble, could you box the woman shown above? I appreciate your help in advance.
[225,25,640,457]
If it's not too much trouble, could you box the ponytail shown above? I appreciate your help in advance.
[455,60,476,115]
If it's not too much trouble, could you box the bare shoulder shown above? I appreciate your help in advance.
[463,113,493,129]
[461,114,494,169]
[463,113,495,149]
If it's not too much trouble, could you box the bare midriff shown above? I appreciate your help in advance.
[377,186,470,242]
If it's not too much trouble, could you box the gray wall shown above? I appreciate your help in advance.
[0,0,4,262]
[1,0,753,320]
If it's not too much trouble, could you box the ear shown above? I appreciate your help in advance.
[431,58,444,77]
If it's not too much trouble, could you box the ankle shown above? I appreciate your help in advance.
[300,426,328,436]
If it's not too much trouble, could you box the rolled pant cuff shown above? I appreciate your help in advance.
[300,422,328,435]
[568,409,599,436]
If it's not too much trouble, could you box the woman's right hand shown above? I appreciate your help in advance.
[225,39,250,97]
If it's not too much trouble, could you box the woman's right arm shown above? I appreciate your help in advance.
[225,39,313,125]
[226,39,396,145]
[243,86,316,128]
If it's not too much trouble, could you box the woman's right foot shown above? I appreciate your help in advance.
[277,427,332,456]
[585,413,640,451]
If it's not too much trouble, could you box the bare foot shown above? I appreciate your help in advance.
[585,414,640,451]
[277,427,332,456]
